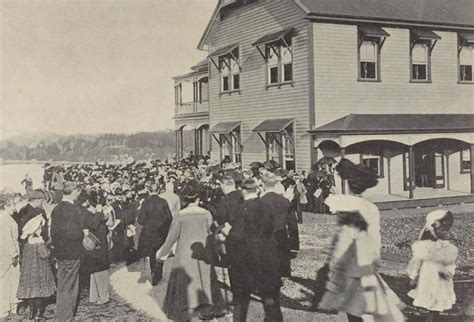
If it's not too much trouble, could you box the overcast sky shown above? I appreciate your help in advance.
[1,0,216,139]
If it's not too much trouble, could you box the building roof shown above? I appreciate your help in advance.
[300,0,474,28]
[191,59,209,71]
[310,114,474,135]
[253,118,294,132]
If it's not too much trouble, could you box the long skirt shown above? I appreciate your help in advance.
[17,243,56,299]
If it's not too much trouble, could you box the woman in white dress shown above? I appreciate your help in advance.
[320,159,404,322]
[0,196,21,318]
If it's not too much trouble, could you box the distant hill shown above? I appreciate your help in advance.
[0,131,194,162]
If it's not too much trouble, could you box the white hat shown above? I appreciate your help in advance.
[21,215,45,240]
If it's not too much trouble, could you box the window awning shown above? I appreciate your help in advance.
[411,29,441,41]
[252,28,294,47]
[210,121,241,133]
[208,44,239,58]
[359,25,390,38]
[459,33,474,45]
[253,119,294,148]
[253,118,293,133]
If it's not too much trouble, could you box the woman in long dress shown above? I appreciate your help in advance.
[319,158,404,322]
[155,187,225,321]
[0,197,21,318]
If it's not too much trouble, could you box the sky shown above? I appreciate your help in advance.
[0,0,217,139]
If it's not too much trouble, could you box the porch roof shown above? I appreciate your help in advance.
[310,114,474,135]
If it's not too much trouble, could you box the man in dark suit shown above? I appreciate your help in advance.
[221,179,283,322]
[260,172,299,278]
[215,175,243,226]
[50,182,85,321]
[137,183,172,285]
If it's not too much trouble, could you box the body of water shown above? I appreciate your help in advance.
[0,163,45,193]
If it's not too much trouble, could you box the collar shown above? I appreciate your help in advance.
[243,192,259,201]
[62,196,75,204]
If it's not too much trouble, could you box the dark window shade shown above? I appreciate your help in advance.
[283,64,293,82]
[233,74,240,89]
[222,76,229,91]
[360,62,376,79]
[460,65,473,81]
[412,64,427,80]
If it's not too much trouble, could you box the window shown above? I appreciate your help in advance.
[461,149,471,173]
[357,26,389,81]
[410,30,440,82]
[412,43,429,81]
[360,151,384,178]
[219,131,241,164]
[199,77,209,102]
[219,48,240,92]
[359,40,378,80]
[265,36,293,85]
[459,46,473,82]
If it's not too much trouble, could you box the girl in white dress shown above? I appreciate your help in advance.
[407,209,458,322]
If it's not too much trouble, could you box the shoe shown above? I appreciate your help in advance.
[151,273,162,286]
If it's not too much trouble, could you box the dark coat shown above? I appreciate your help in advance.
[227,197,281,296]
[137,195,173,256]
[81,208,110,274]
[260,192,299,277]
[215,190,243,226]
[51,201,84,260]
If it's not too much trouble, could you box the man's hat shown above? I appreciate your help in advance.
[63,182,79,194]
[240,178,257,190]
[28,190,44,200]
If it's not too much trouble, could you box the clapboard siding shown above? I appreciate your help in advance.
[207,0,312,170]
[312,23,474,129]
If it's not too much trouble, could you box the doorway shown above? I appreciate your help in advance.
[414,150,445,189]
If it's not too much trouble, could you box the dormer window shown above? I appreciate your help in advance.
[357,25,390,81]
[458,33,474,82]
[410,29,441,82]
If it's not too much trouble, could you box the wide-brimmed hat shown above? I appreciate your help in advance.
[335,158,378,190]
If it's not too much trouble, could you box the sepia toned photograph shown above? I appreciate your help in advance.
[0,0,473,321]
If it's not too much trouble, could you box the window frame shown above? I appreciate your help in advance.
[219,47,241,94]
[265,36,293,87]
[360,151,384,178]
[458,35,474,83]
[358,37,381,82]
[460,149,471,174]
[409,31,437,83]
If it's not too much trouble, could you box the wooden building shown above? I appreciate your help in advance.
[174,0,474,203]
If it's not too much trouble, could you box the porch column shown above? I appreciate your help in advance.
[470,144,474,194]
[180,129,184,158]
[175,130,178,158]
[194,129,199,156]
[340,147,346,194]
[409,146,415,199]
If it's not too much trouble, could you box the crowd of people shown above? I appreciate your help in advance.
[0,156,459,322]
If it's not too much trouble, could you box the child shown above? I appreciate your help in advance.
[17,215,56,320]
[407,209,458,322]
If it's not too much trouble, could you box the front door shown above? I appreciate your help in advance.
[433,153,445,189]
